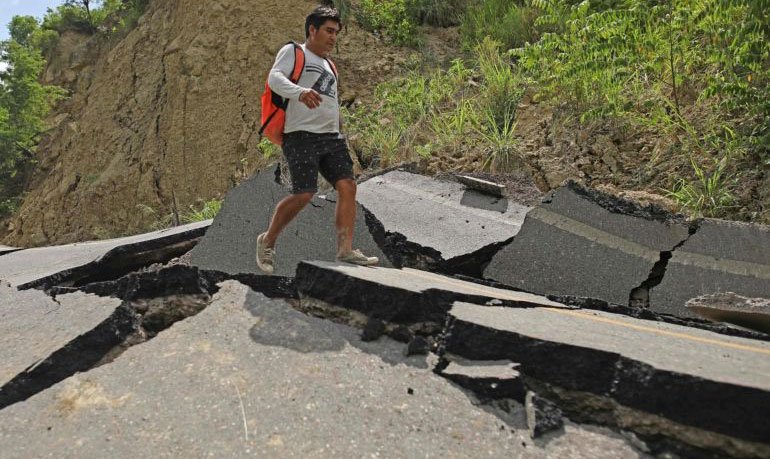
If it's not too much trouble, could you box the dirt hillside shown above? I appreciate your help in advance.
[3,0,409,246]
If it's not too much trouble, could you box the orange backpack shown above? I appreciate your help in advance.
[259,42,338,146]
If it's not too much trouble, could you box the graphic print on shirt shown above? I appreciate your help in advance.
[306,63,337,98]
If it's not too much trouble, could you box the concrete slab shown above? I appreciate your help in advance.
[296,260,567,324]
[0,220,210,288]
[484,183,690,307]
[454,174,506,197]
[0,281,643,458]
[0,284,134,408]
[686,292,770,335]
[190,170,390,277]
[651,219,770,317]
[445,302,770,451]
[357,171,530,270]
[0,245,21,256]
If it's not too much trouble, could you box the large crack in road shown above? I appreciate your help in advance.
[1,173,768,458]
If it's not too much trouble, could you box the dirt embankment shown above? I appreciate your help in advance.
[3,0,409,247]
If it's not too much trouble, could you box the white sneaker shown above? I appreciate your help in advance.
[337,249,379,266]
[256,232,275,274]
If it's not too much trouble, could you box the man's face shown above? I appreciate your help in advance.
[309,19,340,57]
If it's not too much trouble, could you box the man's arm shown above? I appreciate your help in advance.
[267,45,322,109]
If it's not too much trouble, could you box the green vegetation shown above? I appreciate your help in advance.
[0,0,150,218]
[331,0,467,45]
[182,198,222,224]
[511,0,768,218]
[137,198,222,231]
[1,0,767,225]
[347,38,524,171]
[0,18,66,216]
[460,0,539,51]
[666,157,734,218]
[344,0,769,221]
[42,0,149,36]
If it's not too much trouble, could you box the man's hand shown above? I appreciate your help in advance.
[299,89,322,109]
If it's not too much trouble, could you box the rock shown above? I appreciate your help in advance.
[526,391,564,439]
[404,336,430,356]
[361,317,386,342]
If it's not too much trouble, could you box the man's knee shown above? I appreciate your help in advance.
[291,191,315,205]
[336,178,356,196]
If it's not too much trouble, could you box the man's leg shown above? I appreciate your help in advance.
[334,178,356,256]
[256,192,314,274]
[257,132,319,274]
[318,136,377,266]
[264,192,315,248]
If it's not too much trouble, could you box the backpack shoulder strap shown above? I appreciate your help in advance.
[325,57,338,78]
[289,41,305,83]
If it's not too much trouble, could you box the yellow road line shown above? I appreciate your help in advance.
[544,307,770,356]
[384,266,770,355]
[405,268,562,306]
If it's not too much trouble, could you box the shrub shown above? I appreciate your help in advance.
[475,38,525,131]
[666,156,735,218]
[182,199,222,223]
[355,0,419,46]
[408,0,467,27]
[460,0,540,51]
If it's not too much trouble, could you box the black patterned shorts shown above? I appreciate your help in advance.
[282,131,354,194]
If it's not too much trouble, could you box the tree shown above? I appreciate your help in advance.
[64,0,96,33]
[0,18,66,216]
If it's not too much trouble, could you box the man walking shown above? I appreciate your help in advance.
[256,5,378,275]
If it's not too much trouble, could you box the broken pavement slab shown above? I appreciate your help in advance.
[0,283,135,409]
[296,260,567,325]
[686,292,770,335]
[484,182,690,309]
[190,169,390,277]
[438,360,525,403]
[454,174,507,197]
[0,245,21,256]
[357,170,530,275]
[0,220,210,289]
[444,302,770,456]
[651,219,770,318]
[0,281,644,458]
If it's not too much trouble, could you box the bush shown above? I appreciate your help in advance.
[409,0,467,27]
[460,0,540,51]
[356,0,419,45]
[182,199,222,223]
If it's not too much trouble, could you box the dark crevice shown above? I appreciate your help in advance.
[0,303,141,410]
[450,270,770,341]
[441,316,770,458]
[567,180,689,224]
[362,205,515,278]
[628,220,700,309]
[17,227,208,291]
[1,265,297,411]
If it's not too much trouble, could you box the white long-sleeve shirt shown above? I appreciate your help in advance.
[267,43,340,134]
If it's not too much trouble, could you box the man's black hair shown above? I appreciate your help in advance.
[305,5,342,38]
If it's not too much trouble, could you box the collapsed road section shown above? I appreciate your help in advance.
[356,170,530,275]
[651,218,770,318]
[190,169,390,277]
[0,263,298,410]
[484,182,691,310]
[0,284,137,409]
[444,302,770,458]
[295,261,770,458]
[0,281,644,458]
[0,220,210,290]
[296,260,567,328]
